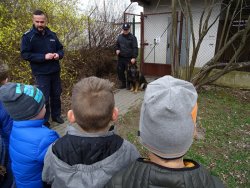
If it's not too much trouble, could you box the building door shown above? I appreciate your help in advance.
[141,12,183,76]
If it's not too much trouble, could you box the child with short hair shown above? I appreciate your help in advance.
[42,76,140,188]
[0,63,9,84]
[105,76,225,188]
[0,82,59,188]
[0,63,14,187]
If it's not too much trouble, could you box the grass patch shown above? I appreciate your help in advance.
[116,86,250,188]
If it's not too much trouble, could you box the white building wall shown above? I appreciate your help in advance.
[188,3,221,67]
[142,0,221,67]
[143,14,169,64]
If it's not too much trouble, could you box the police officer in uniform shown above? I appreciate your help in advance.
[21,10,64,126]
[116,23,138,89]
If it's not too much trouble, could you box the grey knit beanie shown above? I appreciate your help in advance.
[139,76,198,159]
[0,82,45,120]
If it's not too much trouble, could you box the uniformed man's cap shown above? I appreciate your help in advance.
[122,23,130,30]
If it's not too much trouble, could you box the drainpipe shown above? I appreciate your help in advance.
[132,15,135,35]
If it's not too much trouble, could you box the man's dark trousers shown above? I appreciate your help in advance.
[117,57,131,87]
[35,72,62,122]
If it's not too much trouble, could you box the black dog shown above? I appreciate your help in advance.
[127,63,147,93]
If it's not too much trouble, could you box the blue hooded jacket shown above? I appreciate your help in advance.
[0,102,13,146]
[9,119,59,188]
[0,101,13,166]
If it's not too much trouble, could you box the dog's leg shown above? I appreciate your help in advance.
[135,82,139,93]
[139,75,147,90]
[130,86,134,92]
[140,83,145,90]
[130,82,135,92]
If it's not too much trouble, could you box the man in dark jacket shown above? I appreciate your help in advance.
[105,76,225,188]
[21,9,64,126]
[116,23,138,89]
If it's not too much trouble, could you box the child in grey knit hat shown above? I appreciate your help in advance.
[105,76,225,188]
[0,82,59,188]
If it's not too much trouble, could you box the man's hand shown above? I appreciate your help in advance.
[45,53,54,60]
[116,50,120,56]
[53,53,59,60]
[131,58,136,64]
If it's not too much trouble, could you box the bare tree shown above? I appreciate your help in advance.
[171,0,250,90]
[171,0,180,77]
[85,0,136,48]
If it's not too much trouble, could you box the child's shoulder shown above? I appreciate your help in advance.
[37,128,59,148]
[0,101,5,111]
[34,124,59,140]
[0,101,10,120]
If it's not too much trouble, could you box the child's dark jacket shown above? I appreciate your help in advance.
[42,126,140,188]
[105,158,225,188]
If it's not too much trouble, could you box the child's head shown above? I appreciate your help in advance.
[0,63,9,85]
[68,76,118,132]
[0,83,45,121]
[139,76,198,159]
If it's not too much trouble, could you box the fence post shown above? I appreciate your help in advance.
[133,15,135,35]
[140,12,144,72]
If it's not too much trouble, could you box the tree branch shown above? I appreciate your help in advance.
[195,61,250,90]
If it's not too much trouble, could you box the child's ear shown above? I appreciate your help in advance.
[191,103,198,138]
[112,107,119,122]
[1,78,8,85]
[67,110,76,123]
[191,103,198,125]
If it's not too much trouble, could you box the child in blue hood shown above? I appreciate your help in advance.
[0,82,59,188]
[0,63,14,188]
